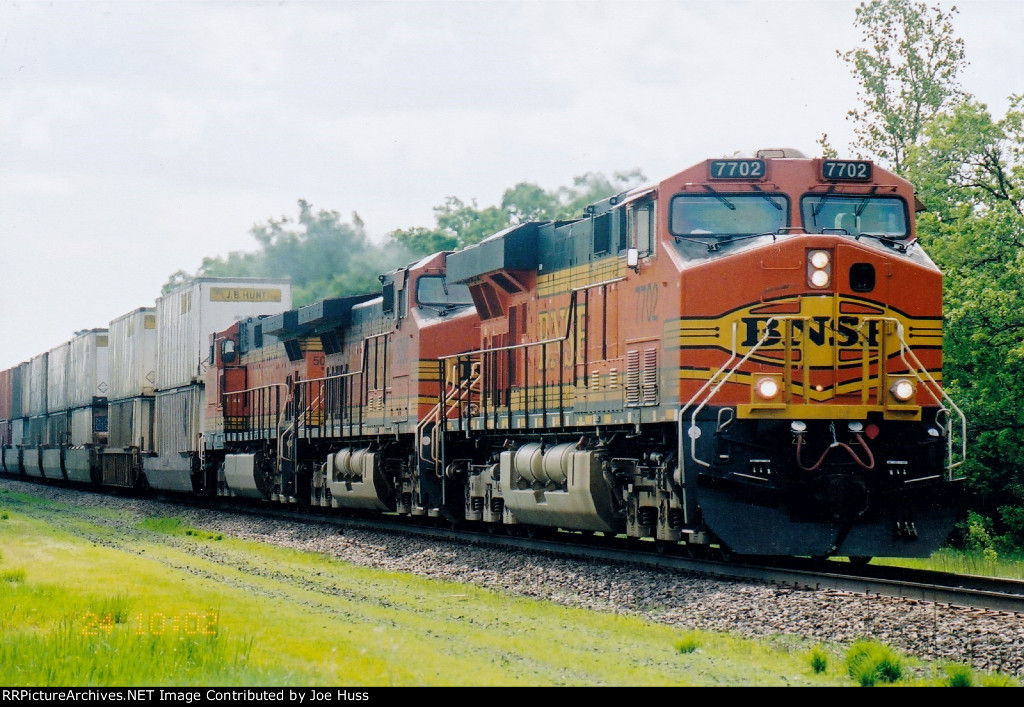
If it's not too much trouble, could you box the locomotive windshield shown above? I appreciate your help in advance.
[416,275,473,308]
[801,195,909,238]
[669,193,788,238]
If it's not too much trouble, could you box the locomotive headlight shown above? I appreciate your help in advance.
[807,250,832,289]
[890,378,916,402]
[810,251,830,269]
[755,376,781,400]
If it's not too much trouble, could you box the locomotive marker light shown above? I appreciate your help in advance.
[890,378,916,403]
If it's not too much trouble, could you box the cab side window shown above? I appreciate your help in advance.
[630,202,655,255]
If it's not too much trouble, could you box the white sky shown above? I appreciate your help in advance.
[0,0,1018,369]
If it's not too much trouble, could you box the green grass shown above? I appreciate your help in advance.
[139,515,224,541]
[0,485,1017,687]
[870,547,1024,580]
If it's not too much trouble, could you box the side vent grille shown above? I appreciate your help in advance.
[625,350,641,406]
[642,348,659,406]
[626,348,659,407]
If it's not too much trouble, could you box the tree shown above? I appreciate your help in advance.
[389,170,647,258]
[163,200,413,306]
[840,0,967,173]
[838,2,1024,548]
[906,99,1024,545]
[389,196,508,257]
[161,269,193,295]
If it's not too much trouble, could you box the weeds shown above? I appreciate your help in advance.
[1,568,27,583]
[140,516,223,541]
[810,645,829,674]
[943,663,973,687]
[675,632,701,654]
[846,640,904,686]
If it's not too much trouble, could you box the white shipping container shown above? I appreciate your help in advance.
[10,419,25,446]
[27,353,48,417]
[70,406,106,447]
[108,308,157,400]
[153,385,203,457]
[27,416,47,446]
[47,342,71,413]
[146,385,205,491]
[156,278,291,390]
[47,412,69,446]
[107,397,154,450]
[69,329,110,408]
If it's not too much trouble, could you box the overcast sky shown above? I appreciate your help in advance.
[0,0,1018,369]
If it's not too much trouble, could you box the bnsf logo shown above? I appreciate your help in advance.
[740,316,882,349]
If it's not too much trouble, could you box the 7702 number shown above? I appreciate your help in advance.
[710,159,764,179]
[823,160,871,180]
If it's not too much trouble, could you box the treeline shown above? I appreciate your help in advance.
[163,171,645,306]
[835,0,1024,551]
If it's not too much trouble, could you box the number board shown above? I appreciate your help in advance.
[822,160,872,181]
[709,159,765,180]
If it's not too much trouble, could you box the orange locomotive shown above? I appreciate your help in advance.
[208,149,964,559]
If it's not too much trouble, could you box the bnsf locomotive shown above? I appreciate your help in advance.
[0,150,965,560]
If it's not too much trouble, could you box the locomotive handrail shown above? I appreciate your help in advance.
[435,276,626,428]
[223,382,291,469]
[680,316,795,471]
[676,314,966,494]
[879,317,967,476]
[289,331,395,438]
[223,382,289,437]
[416,361,482,475]
[438,277,628,360]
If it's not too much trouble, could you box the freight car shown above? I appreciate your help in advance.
[0,150,966,560]
[1,279,292,492]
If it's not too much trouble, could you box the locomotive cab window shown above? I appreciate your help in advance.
[669,194,787,239]
[220,339,236,364]
[629,202,655,255]
[415,276,473,308]
[801,195,909,238]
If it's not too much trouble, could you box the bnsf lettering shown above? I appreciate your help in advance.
[537,307,584,370]
[740,317,880,348]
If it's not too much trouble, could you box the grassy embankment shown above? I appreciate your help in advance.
[0,486,1014,687]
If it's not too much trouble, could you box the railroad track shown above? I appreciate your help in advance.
[210,498,1024,616]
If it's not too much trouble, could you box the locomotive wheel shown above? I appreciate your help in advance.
[717,544,743,563]
[685,543,709,559]
[655,540,675,555]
